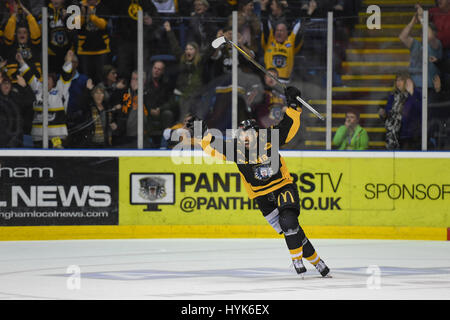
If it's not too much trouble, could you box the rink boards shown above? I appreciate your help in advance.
[0,150,449,241]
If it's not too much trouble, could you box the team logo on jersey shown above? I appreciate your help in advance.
[272,55,287,68]
[254,164,274,181]
[51,29,69,46]
[18,47,32,60]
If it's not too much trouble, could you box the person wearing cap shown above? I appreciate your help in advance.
[186,85,331,278]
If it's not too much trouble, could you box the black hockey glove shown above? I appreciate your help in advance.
[185,116,208,137]
[284,86,302,108]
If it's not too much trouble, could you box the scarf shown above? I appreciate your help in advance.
[385,90,408,150]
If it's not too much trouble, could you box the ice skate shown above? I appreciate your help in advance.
[292,259,307,276]
[314,259,331,277]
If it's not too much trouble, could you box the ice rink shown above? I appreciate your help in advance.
[0,238,449,300]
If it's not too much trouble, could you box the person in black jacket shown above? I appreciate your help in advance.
[68,79,113,148]
[109,70,151,148]
[111,0,159,79]
[145,60,176,147]
[0,72,34,147]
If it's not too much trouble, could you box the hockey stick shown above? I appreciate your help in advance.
[212,36,325,121]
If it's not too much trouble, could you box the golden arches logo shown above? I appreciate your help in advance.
[278,191,294,206]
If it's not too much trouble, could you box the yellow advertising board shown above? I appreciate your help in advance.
[118,154,450,240]
[0,150,448,241]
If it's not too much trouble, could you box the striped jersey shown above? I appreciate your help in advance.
[19,62,73,141]
[199,107,302,199]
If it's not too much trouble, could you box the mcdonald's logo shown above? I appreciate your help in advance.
[278,190,294,206]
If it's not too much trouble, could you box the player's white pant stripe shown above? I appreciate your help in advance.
[264,208,282,234]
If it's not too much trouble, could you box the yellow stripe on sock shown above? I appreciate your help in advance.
[305,252,320,265]
[290,247,303,259]
[289,247,303,255]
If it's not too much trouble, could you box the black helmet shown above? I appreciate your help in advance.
[239,119,259,131]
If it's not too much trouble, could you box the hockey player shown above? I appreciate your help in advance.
[186,86,330,277]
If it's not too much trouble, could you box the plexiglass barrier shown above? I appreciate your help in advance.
[0,1,448,151]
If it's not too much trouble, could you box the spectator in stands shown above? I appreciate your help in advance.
[207,26,256,80]
[47,0,76,74]
[260,0,289,26]
[261,19,303,84]
[112,0,159,79]
[164,20,204,123]
[151,0,192,16]
[332,110,369,150]
[228,0,261,55]
[417,1,450,50]
[379,72,422,150]
[430,55,450,78]
[427,74,450,149]
[399,13,442,89]
[20,0,46,19]
[109,70,151,148]
[3,1,41,82]
[299,0,344,18]
[69,79,113,148]
[251,67,286,128]
[208,26,238,80]
[0,1,12,28]
[210,0,237,20]
[16,50,74,148]
[0,72,34,147]
[299,0,321,17]
[162,113,198,149]
[97,65,127,105]
[146,60,177,148]
[67,54,89,119]
[187,0,216,54]
[76,0,111,84]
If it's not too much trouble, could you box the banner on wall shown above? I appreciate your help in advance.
[119,156,450,229]
[0,157,119,226]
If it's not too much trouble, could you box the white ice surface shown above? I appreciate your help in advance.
[0,239,449,300]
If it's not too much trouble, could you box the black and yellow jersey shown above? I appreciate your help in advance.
[48,3,75,57]
[199,107,302,199]
[3,13,42,81]
[77,0,110,55]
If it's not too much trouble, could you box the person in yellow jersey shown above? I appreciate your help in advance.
[261,19,303,84]
[186,86,330,277]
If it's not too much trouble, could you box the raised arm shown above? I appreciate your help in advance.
[187,117,235,162]
[272,106,302,145]
[399,14,417,49]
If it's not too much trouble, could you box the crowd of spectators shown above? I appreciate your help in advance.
[0,0,358,149]
[6,1,445,151]
[376,1,450,150]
